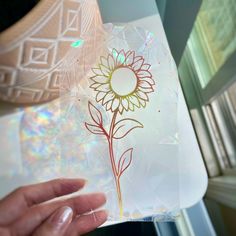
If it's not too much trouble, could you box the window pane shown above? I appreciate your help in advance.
[187,0,236,88]
[209,81,236,169]
[228,82,236,118]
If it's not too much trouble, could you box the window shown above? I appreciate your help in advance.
[188,0,236,88]
[179,0,236,176]
[205,81,236,170]
[178,0,236,234]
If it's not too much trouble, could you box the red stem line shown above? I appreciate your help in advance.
[108,110,118,176]
[107,109,124,217]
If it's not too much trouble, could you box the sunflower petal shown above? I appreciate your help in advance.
[95,83,110,92]
[133,56,143,64]
[108,54,115,70]
[139,98,146,107]
[136,91,149,101]
[121,98,129,111]
[112,48,119,57]
[111,98,120,112]
[141,64,151,70]
[112,48,119,63]
[138,80,154,92]
[128,101,134,111]
[132,58,144,71]
[139,80,153,88]
[91,75,109,84]
[92,68,103,76]
[124,51,135,65]
[129,95,140,108]
[137,70,152,78]
[139,87,154,93]
[140,77,155,85]
[99,64,110,76]
[116,49,126,65]
[106,100,113,111]
[102,91,115,105]
[100,56,109,68]
[118,104,124,114]
[90,82,100,89]
[96,91,106,102]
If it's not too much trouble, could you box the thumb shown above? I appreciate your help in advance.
[33,206,73,236]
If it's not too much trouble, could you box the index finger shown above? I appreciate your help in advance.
[0,178,86,225]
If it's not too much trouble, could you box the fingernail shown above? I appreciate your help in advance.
[96,210,108,221]
[51,206,73,228]
[103,210,109,219]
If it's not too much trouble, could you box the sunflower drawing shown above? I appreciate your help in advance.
[90,48,155,114]
[85,48,154,218]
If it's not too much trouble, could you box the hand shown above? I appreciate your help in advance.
[0,178,107,236]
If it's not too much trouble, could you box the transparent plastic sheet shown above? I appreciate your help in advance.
[0,0,181,227]
[59,23,180,222]
[0,24,179,225]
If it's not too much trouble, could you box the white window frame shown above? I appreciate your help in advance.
[178,32,236,209]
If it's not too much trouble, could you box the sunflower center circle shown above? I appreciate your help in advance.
[110,68,138,96]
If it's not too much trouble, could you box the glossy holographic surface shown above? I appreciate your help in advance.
[0,24,180,221]
[59,24,179,220]
[71,39,85,48]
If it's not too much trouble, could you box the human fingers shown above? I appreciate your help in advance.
[33,206,73,236]
[66,210,108,236]
[0,178,85,225]
[11,193,106,236]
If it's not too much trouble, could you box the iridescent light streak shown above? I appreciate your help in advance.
[20,104,61,172]
[71,39,84,48]
[112,50,125,64]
